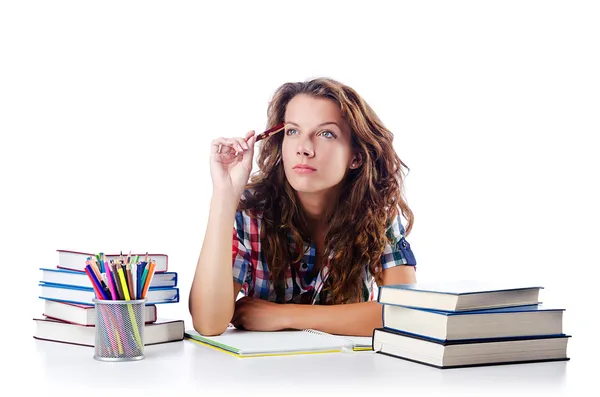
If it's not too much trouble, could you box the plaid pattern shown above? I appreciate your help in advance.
[232,209,416,304]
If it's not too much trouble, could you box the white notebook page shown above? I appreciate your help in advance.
[186,329,371,355]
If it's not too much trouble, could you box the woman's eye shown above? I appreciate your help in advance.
[285,129,335,138]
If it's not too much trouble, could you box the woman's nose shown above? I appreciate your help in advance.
[297,139,314,157]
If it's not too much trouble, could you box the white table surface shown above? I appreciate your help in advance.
[19,336,576,397]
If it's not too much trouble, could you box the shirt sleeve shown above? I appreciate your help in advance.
[379,214,417,270]
[232,210,253,289]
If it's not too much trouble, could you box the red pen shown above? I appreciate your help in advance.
[218,123,285,155]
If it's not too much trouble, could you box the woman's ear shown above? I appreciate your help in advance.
[350,152,363,169]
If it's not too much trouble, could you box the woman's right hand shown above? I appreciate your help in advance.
[210,130,257,198]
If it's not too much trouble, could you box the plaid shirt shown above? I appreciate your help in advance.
[232,209,416,304]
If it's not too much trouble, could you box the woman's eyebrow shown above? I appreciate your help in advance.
[285,121,341,129]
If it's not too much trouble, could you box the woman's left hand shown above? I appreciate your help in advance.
[231,296,292,331]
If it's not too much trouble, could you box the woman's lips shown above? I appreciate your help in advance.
[293,168,316,174]
[293,164,317,174]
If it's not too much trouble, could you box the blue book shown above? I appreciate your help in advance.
[373,327,570,369]
[39,268,178,289]
[39,283,179,305]
[382,304,565,342]
[378,280,543,312]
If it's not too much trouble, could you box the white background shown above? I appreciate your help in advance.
[1,1,598,395]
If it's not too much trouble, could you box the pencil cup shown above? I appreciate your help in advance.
[93,299,146,362]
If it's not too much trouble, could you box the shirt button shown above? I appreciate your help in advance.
[401,240,408,248]
[302,263,308,269]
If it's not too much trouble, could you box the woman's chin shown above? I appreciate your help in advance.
[288,179,341,195]
[288,180,323,194]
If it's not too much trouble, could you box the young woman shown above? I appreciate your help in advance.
[189,77,417,337]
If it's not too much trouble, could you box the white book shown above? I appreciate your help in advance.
[34,318,185,347]
[43,299,158,326]
[378,281,543,312]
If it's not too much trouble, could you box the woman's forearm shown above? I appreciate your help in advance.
[189,193,238,336]
[286,301,383,337]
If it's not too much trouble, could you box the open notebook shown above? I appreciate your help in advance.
[184,328,373,357]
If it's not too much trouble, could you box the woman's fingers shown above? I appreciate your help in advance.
[231,302,246,328]
[211,137,237,155]
[211,134,254,156]
[231,311,239,326]
[233,137,249,151]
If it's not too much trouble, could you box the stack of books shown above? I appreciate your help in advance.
[33,249,185,347]
[373,281,571,369]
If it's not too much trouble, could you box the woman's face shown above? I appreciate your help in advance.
[282,94,357,194]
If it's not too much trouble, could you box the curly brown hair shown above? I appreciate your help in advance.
[238,77,413,304]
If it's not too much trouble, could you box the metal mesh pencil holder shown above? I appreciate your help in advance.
[93,298,147,362]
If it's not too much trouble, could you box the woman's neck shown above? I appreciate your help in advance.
[296,189,338,234]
